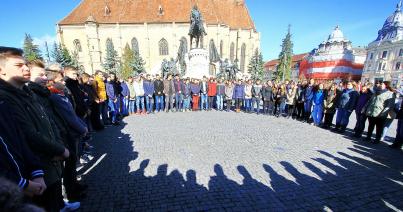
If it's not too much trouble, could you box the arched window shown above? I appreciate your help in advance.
[240,43,246,72]
[220,40,224,57]
[131,37,139,54]
[73,39,82,52]
[230,42,235,62]
[159,38,169,56]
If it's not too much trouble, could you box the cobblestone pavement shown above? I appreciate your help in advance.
[78,111,403,211]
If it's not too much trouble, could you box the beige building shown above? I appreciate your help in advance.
[362,2,403,86]
[57,0,260,75]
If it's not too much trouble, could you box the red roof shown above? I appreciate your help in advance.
[58,0,256,30]
[264,53,309,70]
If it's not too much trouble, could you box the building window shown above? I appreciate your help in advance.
[399,49,403,57]
[382,51,388,59]
[396,62,401,70]
[159,38,168,55]
[369,53,373,60]
[220,40,223,57]
[240,43,246,72]
[73,39,82,52]
[230,42,235,62]
[378,63,383,71]
[131,37,139,54]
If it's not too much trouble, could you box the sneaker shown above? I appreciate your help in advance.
[61,201,80,212]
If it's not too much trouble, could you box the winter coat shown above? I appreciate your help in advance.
[154,79,164,96]
[183,83,191,97]
[200,81,209,94]
[355,90,372,115]
[127,82,136,100]
[225,84,234,100]
[120,82,130,97]
[208,82,217,96]
[143,80,155,97]
[0,79,65,186]
[190,83,201,95]
[286,88,297,105]
[365,89,395,118]
[337,88,359,111]
[262,86,274,102]
[0,100,44,189]
[93,75,107,101]
[106,82,117,100]
[244,84,253,99]
[217,83,225,96]
[65,78,88,118]
[133,80,145,96]
[233,84,245,99]
[324,89,340,114]
[173,80,184,94]
[297,86,305,102]
[304,85,315,103]
[312,89,325,106]
[164,79,175,95]
[252,84,263,99]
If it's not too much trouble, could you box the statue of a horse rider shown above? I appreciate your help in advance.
[189,5,207,49]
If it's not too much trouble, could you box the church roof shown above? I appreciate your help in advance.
[58,0,256,30]
[375,0,403,42]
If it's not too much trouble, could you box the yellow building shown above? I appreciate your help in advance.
[57,0,260,75]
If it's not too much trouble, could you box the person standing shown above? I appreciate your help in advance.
[365,81,395,143]
[207,77,217,111]
[390,91,403,150]
[182,78,192,112]
[143,74,155,114]
[295,81,306,120]
[133,75,145,115]
[154,74,164,112]
[105,73,120,124]
[262,80,274,115]
[323,83,340,129]
[233,79,245,113]
[303,79,315,122]
[311,83,325,126]
[200,76,209,110]
[353,83,373,137]
[225,80,234,112]
[286,82,297,118]
[173,74,184,112]
[127,77,136,115]
[252,79,263,115]
[120,78,130,116]
[93,70,109,125]
[190,79,201,111]
[216,79,225,111]
[164,74,175,112]
[334,81,359,133]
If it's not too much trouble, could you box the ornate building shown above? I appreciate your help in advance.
[264,53,308,81]
[57,0,260,75]
[362,1,403,86]
[299,26,366,81]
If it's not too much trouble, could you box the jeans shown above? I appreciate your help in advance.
[354,112,367,136]
[312,104,323,125]
[252,98,261,114]
[107,99,118,123]
[165,94,174,111]
[192,95,200,110]
[263,101,273,114]
[280,101,286,115]
[235,98,242,110]
[335,108,352,128]
[304,100,312,121]
[201,93,208,110]
[208,96,215,110]
[226,99,232,111]
[136,96,145,112]
[128,99,136,113]
[323,112,335,128]
[155,95,164,112]
[381,118,394,141]
[99,101,109,124]
[245,98,252,112]
[121,97,129,116]
[175,93,183,111]
[216,95,224,110]
[145,95,154,113]
[183,96,191,110]
[287,104,295,117]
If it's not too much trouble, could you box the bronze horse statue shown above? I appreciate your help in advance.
[189,5,207,49]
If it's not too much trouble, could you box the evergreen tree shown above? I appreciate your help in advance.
[120,44,135,80]
[248,49,264,80]
[103,39,119,74]
[51,42,63,64]
[23,33,42,61]
[132,50,145,74]
[276,25,293,81]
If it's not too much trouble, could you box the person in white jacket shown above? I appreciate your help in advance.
[133,76,145,114]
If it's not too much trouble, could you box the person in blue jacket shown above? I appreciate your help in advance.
[303,79,315,123]
[143,74,155,114]
[120,79,130,116]
[334,81,359,133]
[233,79,245,113]
[312,83,325,126]
[106,73,120,125]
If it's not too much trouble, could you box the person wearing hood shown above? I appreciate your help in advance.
[334,81,359,133]
[364,81,395,143]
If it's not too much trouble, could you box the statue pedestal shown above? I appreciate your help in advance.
[185,48,209,79]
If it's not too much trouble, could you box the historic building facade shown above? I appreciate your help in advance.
[362,1,403,86]
[299,26,366,81]
[264,53,308,81]
[57,0,260,75]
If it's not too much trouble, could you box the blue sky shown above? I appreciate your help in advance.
[0,0,399,61]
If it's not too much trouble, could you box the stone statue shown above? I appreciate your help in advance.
[176,38,188,76]
[189,5,207,49]
[161,58,178,79]
[218,59,239,80]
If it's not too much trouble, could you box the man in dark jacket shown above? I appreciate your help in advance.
[0,100,45,197]
[154,74,164,112]
[0,47,70,212]
[390,94,403,150]
[173,74,184,112]
[262,80,274,115]
[164,74,175,112]
[143,74,155,114]
[64,66,89,120]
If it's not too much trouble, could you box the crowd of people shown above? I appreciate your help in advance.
[1,46,403,211]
